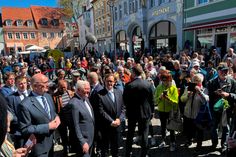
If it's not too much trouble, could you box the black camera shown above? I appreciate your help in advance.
[188,82,197,91]
[163,90,168,96]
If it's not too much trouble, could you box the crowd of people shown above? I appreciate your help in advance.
[0,47,236,157]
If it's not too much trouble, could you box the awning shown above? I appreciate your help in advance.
[183,18,236,31]
[6,42,24,47]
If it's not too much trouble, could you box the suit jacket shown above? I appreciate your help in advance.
[18,92,57,157]
[7,90,31,135]
[89,83,103,122]
[97,88,125,128]
[0,85,15,98]
[69,94,95,153]
[123,78,154,120]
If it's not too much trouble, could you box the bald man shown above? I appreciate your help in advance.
[18,73,60,157]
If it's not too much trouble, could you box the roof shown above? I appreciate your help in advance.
[30,6,64,29]
[2,7,34,22]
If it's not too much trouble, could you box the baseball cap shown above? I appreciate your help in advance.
[217,63,229,71]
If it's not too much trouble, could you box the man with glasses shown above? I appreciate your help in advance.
[96,73,125,157]
[18,73,60,157]
[207,62,236,153]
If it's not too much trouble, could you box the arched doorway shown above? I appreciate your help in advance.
[149,21,176,54]
[116,30,128,58]
[132,26,144,60]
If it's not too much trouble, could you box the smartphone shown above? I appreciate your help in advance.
[24,134,37,152]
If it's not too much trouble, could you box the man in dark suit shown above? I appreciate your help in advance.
[69,80,94,157]
[18,73,61,157]
[96,73,125,157]
[7,76,30,148]
[124,65,154,157]
[87,72,103,156]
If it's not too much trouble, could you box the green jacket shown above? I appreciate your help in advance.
[154,84,179,112]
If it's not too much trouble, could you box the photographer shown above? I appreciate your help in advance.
[207,63,236,152]
[154,70,178,151]
[181,73,209,150]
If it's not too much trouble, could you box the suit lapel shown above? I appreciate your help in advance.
[44,94,54,120]
[104,90,116,112]
[75,94,94,121]
[29,94,50,120]
[85,98,95,122]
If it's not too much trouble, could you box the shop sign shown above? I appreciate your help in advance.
[152,7,170,16]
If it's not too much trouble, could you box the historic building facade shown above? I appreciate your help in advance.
[92,0,112,53]
[183,0,236,57]
[1,6,75,54]
[113,0,183,56]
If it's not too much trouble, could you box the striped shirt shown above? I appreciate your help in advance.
[61,92,70,108]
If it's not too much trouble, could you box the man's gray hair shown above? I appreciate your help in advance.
[75,80,90,91]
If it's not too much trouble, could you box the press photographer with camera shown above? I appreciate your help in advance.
[181,73,209,150]
[154,70,178,151]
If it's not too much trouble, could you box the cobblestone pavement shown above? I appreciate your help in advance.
[54,117,226,157]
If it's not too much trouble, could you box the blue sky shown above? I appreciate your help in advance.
[0,0,58,10]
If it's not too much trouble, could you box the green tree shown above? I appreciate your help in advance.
[57,0,86,28]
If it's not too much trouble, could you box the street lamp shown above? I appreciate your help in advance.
[107,0,116,61]
[61,30,65,52]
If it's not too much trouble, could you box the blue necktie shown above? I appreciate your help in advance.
[108,91,115,103]
[41,96,51,118]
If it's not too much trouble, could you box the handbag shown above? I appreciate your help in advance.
[166,108,183,132]
[214,98,230,112]
[195,102,212,130]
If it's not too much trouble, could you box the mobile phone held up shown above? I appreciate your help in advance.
[24,134,37,153]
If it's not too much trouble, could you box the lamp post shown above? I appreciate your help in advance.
[107,0,116,61]
[61,30,65,52]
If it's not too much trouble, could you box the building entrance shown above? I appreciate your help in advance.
[216,34,227,58]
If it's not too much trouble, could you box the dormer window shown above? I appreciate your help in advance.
[5,20,12,26]
[41,18,48,26]
[16,20,23,26]
[51,19,59,26]
[27,20,33,27]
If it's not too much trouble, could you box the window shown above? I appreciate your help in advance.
[27,20,33,27]
[41,18,48,25]
[50,32,54,38]
[23,33,28,39]
[114,7,118,21]
[124,2,128,15]
[135,0,138,12]
[159,0,167,5]
[58,32,63,38]
[51,19,59,26]
[42,32,47,38]
[30,33,36,39]
[15,33,21,39]
[6,20,12,26]
[7,32,13,39]
[129,1,132,14]
[150,0,155,8]
[16,20,23,26]
[196,0,216,5]
[119,5,122,19]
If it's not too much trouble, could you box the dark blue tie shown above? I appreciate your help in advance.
[41,96,51,118]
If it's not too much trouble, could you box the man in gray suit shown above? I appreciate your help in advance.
[69,80,94,157]
[18,73,61,157]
